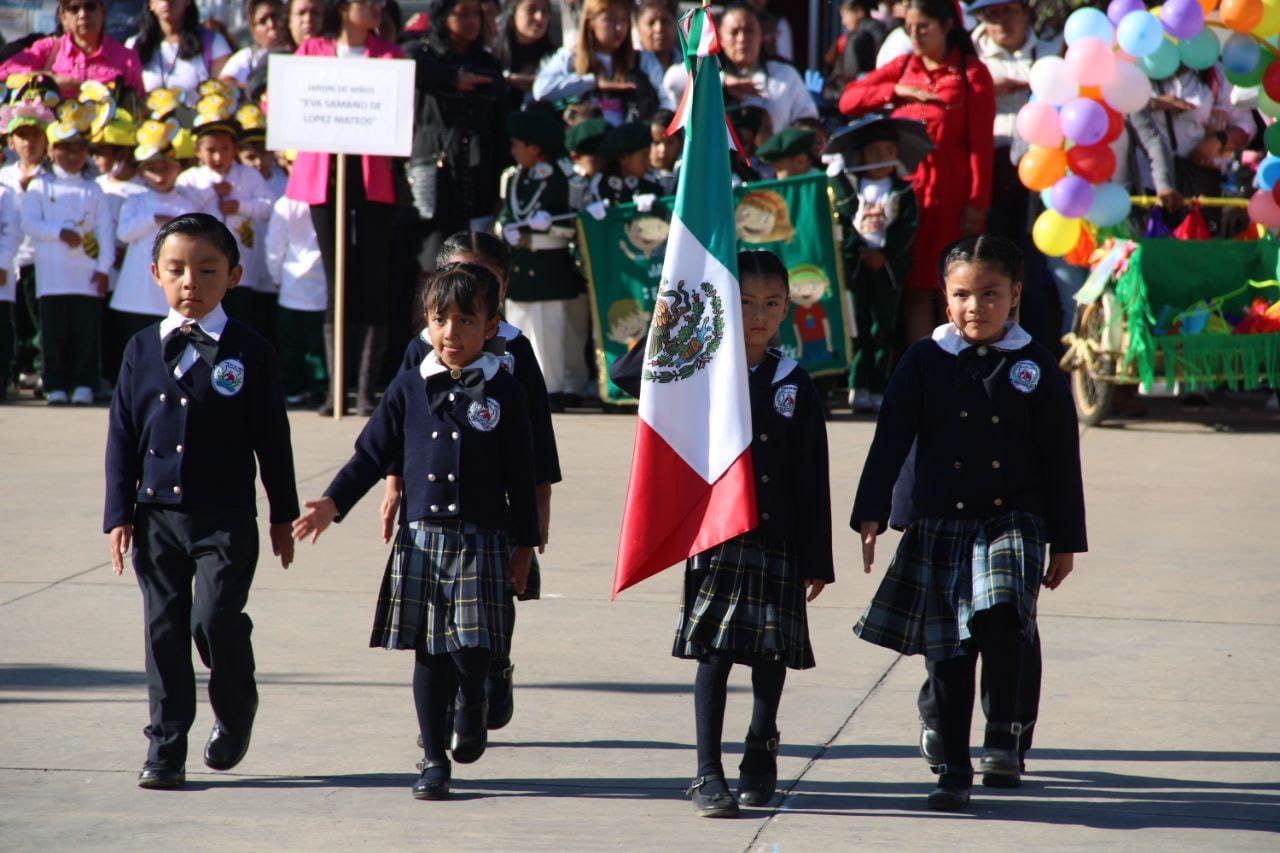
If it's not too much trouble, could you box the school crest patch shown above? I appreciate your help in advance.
[211,358,245,396]
[642,280,726,384]
[1009,359,1040,394]
[773,384,797,418]
[467,397,502,431]
[530,162,553,181]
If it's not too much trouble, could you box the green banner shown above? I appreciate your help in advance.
[579,172,851,403]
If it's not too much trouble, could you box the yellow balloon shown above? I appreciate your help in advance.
[1033,210,1083,257]
[1253,0,1280,37]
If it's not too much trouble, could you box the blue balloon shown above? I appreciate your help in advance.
[1116,10,1165,58]
[1086,182,1132,228]
[1138,37,1180,80]
[1065,7,1114,46]
[1041,188,1054,209]
[1222,33,1262,76]
[1256,155,1280,190]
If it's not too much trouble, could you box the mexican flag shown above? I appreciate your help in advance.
[612,6,757,599]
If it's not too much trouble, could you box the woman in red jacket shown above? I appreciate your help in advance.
[839,0,995,345]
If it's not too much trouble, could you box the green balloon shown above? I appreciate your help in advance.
[1265,122,1280,157]
[1260,87,1280,120]
[1139,38,1180,81]
[1178,29,1220,72]
[1227,58,1267,88]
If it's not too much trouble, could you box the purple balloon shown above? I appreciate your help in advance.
[1051,175,1096,219]
[1160,0,1204,40]
[1060,97,1109,146]
[1107,0,1146,27]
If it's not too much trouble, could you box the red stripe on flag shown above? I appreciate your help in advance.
[612,419,757,599]
[667,81,692,136]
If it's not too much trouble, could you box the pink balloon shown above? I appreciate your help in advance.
[1248,189,1280,228]
[1015,101,1065,148]
[1066,37,1117,87]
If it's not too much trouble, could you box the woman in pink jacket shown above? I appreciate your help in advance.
[0,0,144,101]
[287,0,405,416]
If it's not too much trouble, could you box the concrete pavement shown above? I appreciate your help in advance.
[1,394,1277,851]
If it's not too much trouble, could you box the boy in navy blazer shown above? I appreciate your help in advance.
[104,213,299,790]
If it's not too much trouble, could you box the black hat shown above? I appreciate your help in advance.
[597,121,651,163]
[507,108,564,154]
[727,104,767,136]
[566,118,609,155]
[755,127,816,163]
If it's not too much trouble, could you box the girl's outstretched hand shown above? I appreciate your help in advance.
[1043,551,1074,590]
[510,546,534,596]
[293,497,338,544]
[805,579,825,602]
[860,521,878,574]
[379,476,402,544]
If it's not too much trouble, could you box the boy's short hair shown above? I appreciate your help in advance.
[152,212,241,268]
[424,262,501,321]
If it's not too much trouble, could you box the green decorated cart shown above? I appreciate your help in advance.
[1060,237,1280,425]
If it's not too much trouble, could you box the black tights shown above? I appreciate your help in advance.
[926,604,1023,783]
[412,646,491,763]
[693,652,786,778]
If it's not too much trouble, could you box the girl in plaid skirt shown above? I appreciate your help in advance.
[612,250,834,818]
[294,264,540,801]
[851,235,1087,811]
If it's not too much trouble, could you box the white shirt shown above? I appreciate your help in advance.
[0,185,20,303]
[113,187,200,316]
[220,45,269,86]
[265,195,327,312]
[21,166,114,297]
[875,26,912,68]
[159,302,229,378]
[129,31,232,104]
[974,25,1063,148]
[533,47,674,126]
[264,166,288,202]
[177,161,274,292]
[96,175,148,292]
[662,59,817,135]
[0,161,47,269]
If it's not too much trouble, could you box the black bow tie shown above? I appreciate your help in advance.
[426,367,487,413]
[162,323,219,375]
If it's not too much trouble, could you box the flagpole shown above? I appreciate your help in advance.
[332,153,346,421]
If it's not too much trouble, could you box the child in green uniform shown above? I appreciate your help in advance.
[756,127,817,180]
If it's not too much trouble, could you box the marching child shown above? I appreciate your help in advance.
[498,108,589,407]
[104,213,299,790]
[611,250,834,818]
[830,119,917,412]
[112,121,200,367]
[21,104,113,405]
[232,103,282,343]
[293,263,539,801]
[648,108,680,195]
[851,235,1086,811]
[386,231,561,731]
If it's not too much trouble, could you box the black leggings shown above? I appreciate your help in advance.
[693,652,786,779]
[412,645,490,763]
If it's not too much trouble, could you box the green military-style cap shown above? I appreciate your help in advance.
[507,108,564,154]
[566,117,610,155]
[726,104,767,136]
[755,127,817,163]
[597,121,651,163]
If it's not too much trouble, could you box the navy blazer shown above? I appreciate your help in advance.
[612,344,835,582]
[103,319,299,532]
[851,331,1088,553]
[325,364,540,547]
[401,324,561,485]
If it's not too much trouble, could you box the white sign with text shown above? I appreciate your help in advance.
[266,55,414,157]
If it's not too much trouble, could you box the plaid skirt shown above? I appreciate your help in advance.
[673,532,816,670]
[854,511,1047,661]
[370,520,512,656]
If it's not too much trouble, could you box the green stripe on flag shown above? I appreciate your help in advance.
[672,51,736,276]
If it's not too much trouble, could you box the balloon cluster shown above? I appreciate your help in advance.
[1019,0,1280,253]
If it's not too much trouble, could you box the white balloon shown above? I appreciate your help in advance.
[1029,56,1080,106]
[1101,59,1152,114]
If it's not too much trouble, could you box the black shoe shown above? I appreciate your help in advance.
[927,781,971,811]
[980,747,1022,788]
[204,700,257,771]
[486,662,514,731]
[920,723,944,774]
[412,759,451,800]
[138,761,185,789]
[688,774,739,818]
[449,699,488,764]
[736,730,779,806]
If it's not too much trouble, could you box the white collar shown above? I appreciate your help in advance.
[159,304,229,341]
[52,164,82,179]
[418,349,502,381]
[931,321,1030,355]
[772,354,797,384]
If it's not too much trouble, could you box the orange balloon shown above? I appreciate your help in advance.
[1222,0,1264,31]
[1079,85,1103,100]
[1198,0,1218,11]
[1018,145,1068,191]
[1064,226,1096,267]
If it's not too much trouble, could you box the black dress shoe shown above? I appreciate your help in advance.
[926,782,971,811]
[413,759,451,800]
[449,699,487,764]
[980,748,1022,788]
[205,701,257,771]
[138,761,185,790]
[920,723,944,774]
[486,661,515,731]
[736,730,779,806]
[688,774,739,818]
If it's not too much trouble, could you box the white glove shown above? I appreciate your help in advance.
[527,210,553,232]
[634,193,656,213]
[586,200,607,221]
[502,223,522,246]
